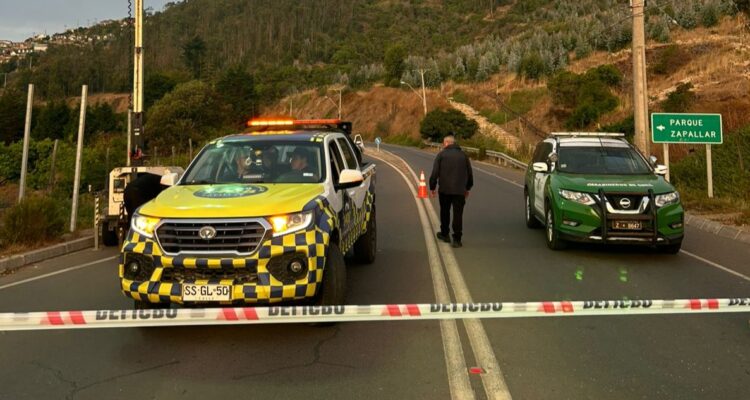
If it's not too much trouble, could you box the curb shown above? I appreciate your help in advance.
[684,214,750,245]
[0,236,95,274]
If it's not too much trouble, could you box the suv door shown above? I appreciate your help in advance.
[533,141,553,214]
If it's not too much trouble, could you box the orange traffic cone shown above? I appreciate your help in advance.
[418,171,429,199]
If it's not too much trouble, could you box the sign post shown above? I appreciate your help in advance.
[651,113,722,198]
[375,137,382,152]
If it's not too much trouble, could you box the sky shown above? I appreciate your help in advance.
[0,0,175,42]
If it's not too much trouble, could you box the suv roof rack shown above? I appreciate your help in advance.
[550,132,625,138]
[247,118,352,136]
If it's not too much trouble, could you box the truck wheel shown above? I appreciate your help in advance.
[525,190,541,229]
[315,243,347,306]
[545,205,567,250]
[102,227,119,247]
[353,206,377,264]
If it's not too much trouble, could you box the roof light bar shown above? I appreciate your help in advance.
[247,118,295,127]
[550,132,625,137]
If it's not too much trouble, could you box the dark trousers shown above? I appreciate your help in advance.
[439,193,466,241]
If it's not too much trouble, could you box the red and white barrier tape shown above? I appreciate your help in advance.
[1,298,749,331]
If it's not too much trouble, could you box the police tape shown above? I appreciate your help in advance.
[1,298,749,331]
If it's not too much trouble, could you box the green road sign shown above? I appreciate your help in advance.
[651,113,722,144]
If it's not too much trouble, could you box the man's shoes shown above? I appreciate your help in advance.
[436,232,451,243]
[452,240,463,248]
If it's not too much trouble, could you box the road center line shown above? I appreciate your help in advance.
[371,153,475,400]
[374,151,513,400]
[0,256,118,291]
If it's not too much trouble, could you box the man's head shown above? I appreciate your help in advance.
[261,146,278,168]
[290,147,309,171]
[443,135,456,147]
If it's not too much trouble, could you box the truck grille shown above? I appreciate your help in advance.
[161,265,258,284]
[155,219,269,255]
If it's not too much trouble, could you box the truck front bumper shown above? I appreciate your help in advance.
[118,227,329,305]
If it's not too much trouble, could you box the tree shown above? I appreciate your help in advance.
[145,72,181,110]
[420,109,478,142]
[146,80,229,151]
[32,101,70,140]
[661,83,695,113]
[0,88,27,143]
[182,36,207,79]
[384,44,407,87]
[216,66,257,127]
[517,53,547,80]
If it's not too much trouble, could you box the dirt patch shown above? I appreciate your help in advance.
[66,93,131,113]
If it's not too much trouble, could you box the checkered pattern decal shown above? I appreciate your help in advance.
[120,196,337,305]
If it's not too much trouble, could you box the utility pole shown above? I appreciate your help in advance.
[631,0,651,156]
[18,84,33,203]
[418,68,427,116]
[70,85,88,232]
[130,0,145,166]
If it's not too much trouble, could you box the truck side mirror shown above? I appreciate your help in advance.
[353,134,365,153]
[336,169,364,190]
[160,172,181,186]
[649,155,658,167]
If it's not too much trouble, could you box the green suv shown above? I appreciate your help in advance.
[524,133,684,253]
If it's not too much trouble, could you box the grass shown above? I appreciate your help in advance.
[383,133,424,147]
[676,188,750,226]
[481,87,547,125]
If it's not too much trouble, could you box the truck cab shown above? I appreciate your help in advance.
[119,119,376,308]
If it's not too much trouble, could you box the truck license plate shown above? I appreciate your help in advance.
[613,221,641,230]
[182,284,232,301]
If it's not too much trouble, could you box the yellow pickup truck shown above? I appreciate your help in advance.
[119,119,376,308]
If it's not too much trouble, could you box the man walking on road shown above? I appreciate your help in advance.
[429,135,473,248]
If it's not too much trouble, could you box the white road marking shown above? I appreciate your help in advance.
[372,153,475,400]
[373,151,513,400]
[679,250,750,283]
[474,167,523,189]
[0,256,118,291]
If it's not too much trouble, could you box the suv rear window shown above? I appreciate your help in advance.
[558,146,651,175]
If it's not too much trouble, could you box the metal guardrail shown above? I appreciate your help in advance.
[425,142,528,170]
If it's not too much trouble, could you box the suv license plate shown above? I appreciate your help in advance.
[613,221,641,230]
[182,284,232,301]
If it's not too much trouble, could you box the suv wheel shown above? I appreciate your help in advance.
[545,205,567,250]
[660,241,682,254]
[315,243,347,306]
[525,190,541,229]
[353,206,377,264]
[134,299,168,310]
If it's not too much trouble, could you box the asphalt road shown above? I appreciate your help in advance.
[0,144,749,399]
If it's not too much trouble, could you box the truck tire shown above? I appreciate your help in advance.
[660,241,682,254]
[133,300,167,310]
[315,243,347,306]
[353,206,377,264]
[102,226,119,247]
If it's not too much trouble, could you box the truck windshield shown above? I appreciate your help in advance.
[181,140,325,184]
[558,146,651,175]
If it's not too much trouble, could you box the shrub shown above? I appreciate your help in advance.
[517,54,547,80]
[1,196,66,246]
[549,65,620,129]
[419,109,478,142]
[661,82,695,113]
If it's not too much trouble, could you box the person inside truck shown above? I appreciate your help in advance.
[277,147,317,183]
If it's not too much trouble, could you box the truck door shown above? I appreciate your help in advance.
[335,137,369,250]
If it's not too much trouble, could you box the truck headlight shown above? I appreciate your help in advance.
[559,189,596,206]
[131,214,160,238]
[655,191,680,207]
[268,211,313,237]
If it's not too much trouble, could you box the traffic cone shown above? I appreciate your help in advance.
[418,171,429,199]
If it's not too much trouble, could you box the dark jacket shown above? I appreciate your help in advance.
[429,144,473,195]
